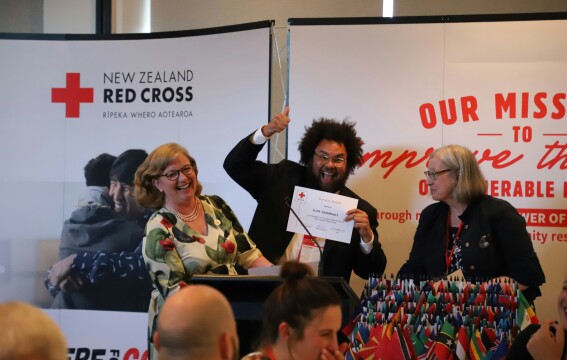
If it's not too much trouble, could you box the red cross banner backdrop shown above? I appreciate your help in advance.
[0,22,271,357]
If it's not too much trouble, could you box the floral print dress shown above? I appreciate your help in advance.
[142,194,264,360]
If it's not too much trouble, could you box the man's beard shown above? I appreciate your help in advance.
[305,161,349,193]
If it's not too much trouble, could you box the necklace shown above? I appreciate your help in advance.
[445,213,463,272]
[166,198,201,222]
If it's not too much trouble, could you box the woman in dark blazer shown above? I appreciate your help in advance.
[398,145,545,302]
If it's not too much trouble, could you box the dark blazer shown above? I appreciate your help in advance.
[224,133,387,282]
[398,195,545,302]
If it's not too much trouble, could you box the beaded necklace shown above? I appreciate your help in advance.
[166,198,201,222]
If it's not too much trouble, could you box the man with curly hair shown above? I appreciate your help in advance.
[224,107,386,282]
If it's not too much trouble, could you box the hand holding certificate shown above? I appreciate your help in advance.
[286,186,358,243]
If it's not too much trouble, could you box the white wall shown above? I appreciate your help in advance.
[43,0,95,33]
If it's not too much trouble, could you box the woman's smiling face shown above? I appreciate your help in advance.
[287,305,341,360]
[152,154,197,208]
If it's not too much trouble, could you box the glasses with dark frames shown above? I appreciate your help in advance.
[424,169,454,181]
[161,165,194,181]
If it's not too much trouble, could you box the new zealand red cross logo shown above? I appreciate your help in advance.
[51,73,94,118]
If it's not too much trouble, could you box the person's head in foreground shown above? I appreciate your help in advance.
[249,261,344,360]
[0,301,67,360]
[154,284,238,360]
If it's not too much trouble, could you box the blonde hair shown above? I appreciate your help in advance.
[0,302,67,360]
[430,145,486,203]
[134,143,202,210]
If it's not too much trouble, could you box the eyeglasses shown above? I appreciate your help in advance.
[424,169,454,181]
[161,165,194,181]
[313,152,346,165]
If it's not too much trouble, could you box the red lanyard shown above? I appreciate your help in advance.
[296,234,316,261]
[445,215,463,272]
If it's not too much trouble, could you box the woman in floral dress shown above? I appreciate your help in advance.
[134,142,272,360]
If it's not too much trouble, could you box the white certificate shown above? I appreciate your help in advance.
[286,186,358,243]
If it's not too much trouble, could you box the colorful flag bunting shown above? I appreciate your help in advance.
[454,325,470,360]
[516,290,538,331]
[429,319,455,359]
[344,276,528,360]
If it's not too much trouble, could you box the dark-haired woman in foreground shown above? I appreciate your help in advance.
[243,261,346,360]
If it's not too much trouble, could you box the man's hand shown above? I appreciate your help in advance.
[345,209,373,243]
[527,320,564,360]
[261,107,290,137]
[48,254,85,292]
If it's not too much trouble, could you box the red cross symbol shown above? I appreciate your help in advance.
[298,192,306,199]
[51,73,94,118]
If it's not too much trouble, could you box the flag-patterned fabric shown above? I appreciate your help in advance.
[342,275,533,360]
[430,319,455,359]
[454,324,470,360]
[516,290,539,331]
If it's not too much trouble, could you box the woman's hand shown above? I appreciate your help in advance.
[319,342,348,360]
[527,320,564,360]
[249,255,273,268]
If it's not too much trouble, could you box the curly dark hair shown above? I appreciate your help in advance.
[298,118,363,174]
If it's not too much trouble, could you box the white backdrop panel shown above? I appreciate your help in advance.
[288,17,567,322]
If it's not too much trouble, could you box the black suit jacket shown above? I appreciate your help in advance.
[224,133,387,282]
[398,195,545,302]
